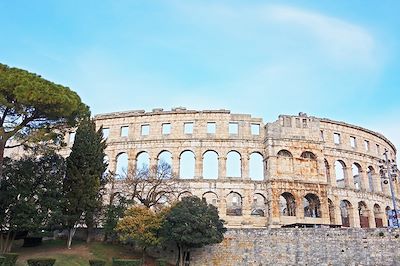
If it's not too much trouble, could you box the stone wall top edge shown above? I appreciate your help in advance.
[319,118,396,153]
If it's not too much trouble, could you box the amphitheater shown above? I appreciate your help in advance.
[61,107,399,230]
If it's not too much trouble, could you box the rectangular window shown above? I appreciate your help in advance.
[229,122,239,134]
[102,128,110,139]
[120,126,129,137]
[69,132,76,144]
[295,118,301,128]
[207,122,216,134]
[333,133,341,144]
[141,124,150,136]
[283,117,292,127]
[184,122,193,134]
[376,144,380,154]
[251,124,260,135]
[350,136,356,148]
[302,119,308,128]
[364,140,370,151]
[162,123,171,135]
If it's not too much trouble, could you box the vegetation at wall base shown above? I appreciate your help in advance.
[2,253,18,266]
[26,258,56,266]
[155,259,167,266]
[0,256,5,265]
[112,258,142,266]
[89,259,107,266]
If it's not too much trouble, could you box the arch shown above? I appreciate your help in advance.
[178,191,193,200]
[277,149,293,157]
[301,151,317,160]
[226,192,242,216]
[324,159,331,182]
[249,152,264,181]
[202,191,218,206]
[374,204,384,228]
[340,200,352,227]
[367,166,375,192]
[103,155,110,175]
[352,163,362,190]
[203,150,218,179]
[251,193,266,216]
[358,201,370,228]
[303,193,321,218]
[179,150,195,179]
[136,151,150,171]
[115,152,128,178]
[158,150,172,167]
[328,198,335,224]
[279,192,296,216]
[277,150,293,174]
[226,151,241,177]
[335,160,346,188]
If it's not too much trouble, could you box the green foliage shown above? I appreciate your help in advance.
[0,63,88,170]
[2,253,18,266]
[26,258,56,266]
[103,195,130,241]
[0,256,5,265]
[62,118,107,243]
[116,206,165,248]
[89,259,107,266]
[0,154,65,253]
[112,259,142,266]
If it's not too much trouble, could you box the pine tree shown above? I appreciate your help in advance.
[63,118,107,248]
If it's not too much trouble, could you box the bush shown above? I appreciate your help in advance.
[156,259,167,266]
[89,259,107,266]
[0,256,5,265]
[112,258,142,266]
[26,258,56,266]
[3,253,18,266]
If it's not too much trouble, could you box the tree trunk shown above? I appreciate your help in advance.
[142,247,146,266]
[0,140,5,186]
[0,231,15,254]
[67,227,76,249]
[86,220,93,243]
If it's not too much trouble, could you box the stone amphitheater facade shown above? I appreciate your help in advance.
[60,107,398,229]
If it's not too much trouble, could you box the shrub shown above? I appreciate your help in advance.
[0,256,5,265]
[89,259,107,266]
[26,258,56,266]
[156,259,167,266]
[112,258,142,266]
[3,253,18,266]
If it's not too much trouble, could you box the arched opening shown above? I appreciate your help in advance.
[226,151,241,178]
[328,198,335,224]
[202,191,218,206]
[103,155,110,176]
[324,159,331,182]
[300,151,318,176]
[251,193,266,216]
[340,200,352,227]
[303,193,321,218]
[385,206,391,227]
[352,163,362,190]
[358,201,370,228]
[226,192,242,216]
[277,150,293,174]
[203,150,218,179]
[157,151,172,176]
[367,166,375,192]
[279,192,296,216]
[179,150,195,179]
[136,151,150,171]
[374,204,384,228]
[301,151,317,160]
[335,160,346,188]
[115,152,128,178]
[178,191,193,200]
[249,153,264,181]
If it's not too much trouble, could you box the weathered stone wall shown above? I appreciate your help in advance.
[190,228,400,266]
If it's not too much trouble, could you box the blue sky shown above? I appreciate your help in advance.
[1,0,399,159]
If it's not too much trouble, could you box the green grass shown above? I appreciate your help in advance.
[12,239,143,266]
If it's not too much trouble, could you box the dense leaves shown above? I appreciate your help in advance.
[0,154,65,253]
[62,118,107,247]
[0,63,88,183]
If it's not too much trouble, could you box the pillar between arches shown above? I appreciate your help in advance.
[218,157,226,179]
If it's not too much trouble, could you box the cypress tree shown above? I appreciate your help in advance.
[63,118,107,247]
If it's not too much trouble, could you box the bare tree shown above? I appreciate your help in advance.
[120,161,187,209]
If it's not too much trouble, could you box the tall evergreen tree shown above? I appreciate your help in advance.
[63,118,107,248]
